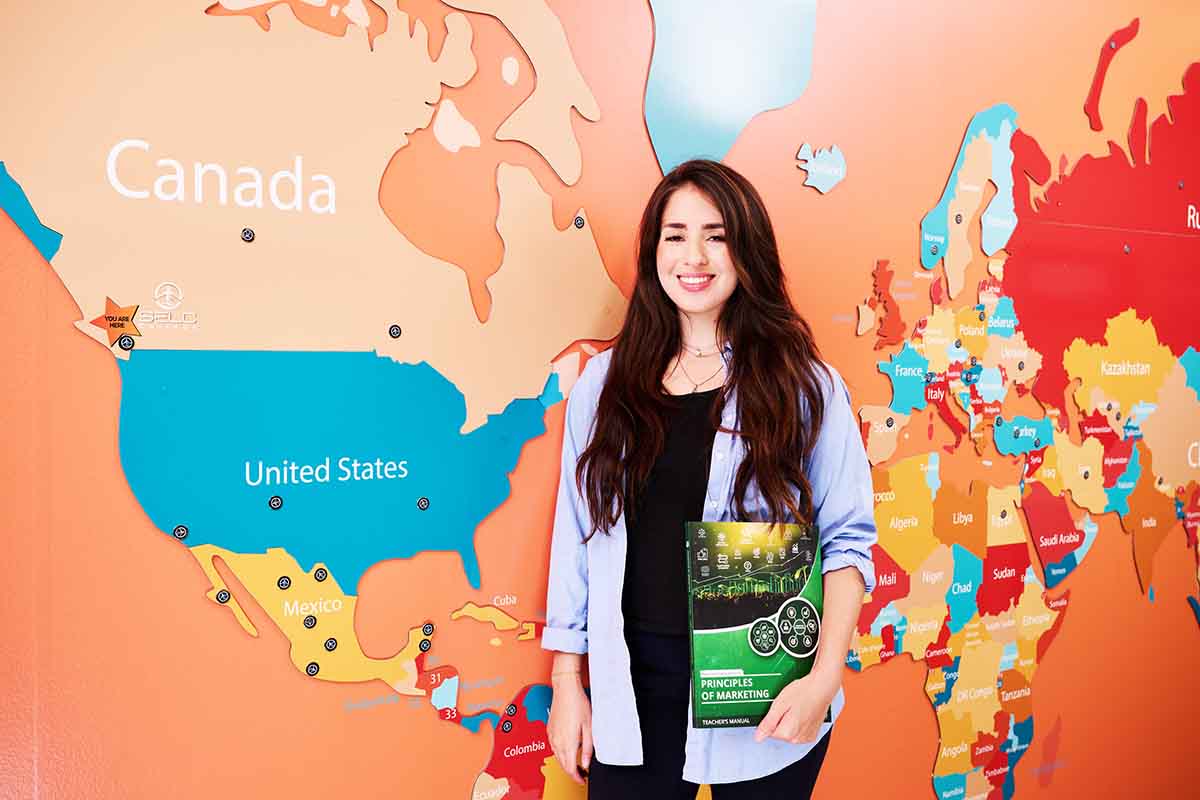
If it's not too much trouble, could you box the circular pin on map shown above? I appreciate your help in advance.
[304,615,317,629]
[1018,360,1025,371]
[417,497,430,511]
[574,216,585,229]
[314,567,328,582]
[886,417,894,428]
[931,244,939,256]
[241,227,255,243]
[955,213,963,224]
[749,618,780,656]
[501,720,514,733]
[118,335,136,351]
[173,524,189,540]
[422,623,435,636]
[389,324,402,339]
[277,576,291,590]
[419,638,432,652]
[216,589,231,604]
[506,704,518,717]
[269,495,283,510]
[777,597,820,658]
[324,637,338,652]
[305,662,320,676]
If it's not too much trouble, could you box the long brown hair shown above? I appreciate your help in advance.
[577,159,829,540]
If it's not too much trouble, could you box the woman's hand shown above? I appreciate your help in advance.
[753,668,840,745]
[547,671,593,784]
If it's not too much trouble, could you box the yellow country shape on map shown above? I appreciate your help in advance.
[1062,309,1176,415]
[190,544,424,693]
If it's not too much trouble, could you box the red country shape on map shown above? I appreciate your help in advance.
[1022,483,1085,574]
[1004,62,1200,417]
[1078,411,1134,487]
[857,545,910,634]
[972,728,1004,769]
[1024,447,1047,481]
[977,543,1030,616]
[483,685,551,798]
[1039,592,1071,661]
[1083,18,1140,131]
[880,624,898,662]
[416,665,459,693]
[924,613,954,668]
[1182,483,1200,550]
[871,259,908,350]
[925,376,967,452]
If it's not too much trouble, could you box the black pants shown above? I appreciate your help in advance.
[589,629,831,800]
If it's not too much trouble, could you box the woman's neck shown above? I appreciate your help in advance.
[678,309,722,351]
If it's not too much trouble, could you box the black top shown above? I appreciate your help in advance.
[622,387,720,635]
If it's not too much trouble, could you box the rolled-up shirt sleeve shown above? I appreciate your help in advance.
[540,380,592,654]
[807,364,878,594]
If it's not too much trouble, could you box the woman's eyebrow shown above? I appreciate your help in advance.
[662,222,725,229]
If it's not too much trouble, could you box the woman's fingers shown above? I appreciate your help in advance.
[579,723,594,774]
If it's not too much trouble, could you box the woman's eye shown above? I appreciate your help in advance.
[664,234,683,242]
[708,235,725,242]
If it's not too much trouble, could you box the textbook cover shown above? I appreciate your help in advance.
[685,521,830,729]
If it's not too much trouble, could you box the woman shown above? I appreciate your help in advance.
[542,159,877,799]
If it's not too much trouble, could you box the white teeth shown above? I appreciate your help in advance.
[680,275,713,286]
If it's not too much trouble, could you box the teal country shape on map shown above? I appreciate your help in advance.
[796,143,847,193]
[878,342,930,415]
[645,0,817,173]
[0,161,62,261]
[115,349,560,591]
[919,104,1019,270]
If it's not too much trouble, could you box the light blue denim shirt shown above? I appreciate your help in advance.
[541,344,877,784]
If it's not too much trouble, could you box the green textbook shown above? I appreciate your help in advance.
[685,521,830,728]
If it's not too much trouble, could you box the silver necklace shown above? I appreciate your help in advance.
[675,355,725,393]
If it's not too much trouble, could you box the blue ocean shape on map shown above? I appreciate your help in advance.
[645,0,817,173]
[878,343,929,414]
[0,161,63,261]
[987,296,1019,338]
[925,453,942,501]
[1180,347,1200,401]
[796,143,847,193]
[1103,444,1141,516]
[1188,596,1200,627]
[461,712,500,733]
[919,104,1019,270]
[116,350,558,592]
[993,415,1054,456]
[945,544,982,633]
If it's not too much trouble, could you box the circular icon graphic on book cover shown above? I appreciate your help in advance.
[777,597,820,658]
[748,618,780,656]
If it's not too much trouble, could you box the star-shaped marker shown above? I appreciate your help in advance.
[89,297,141,346]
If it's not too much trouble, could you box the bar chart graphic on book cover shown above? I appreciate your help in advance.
[686,521,828,728]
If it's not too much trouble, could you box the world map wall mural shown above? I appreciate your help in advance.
[3,2,1198,798]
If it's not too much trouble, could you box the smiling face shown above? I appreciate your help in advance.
[656,183,739,329]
